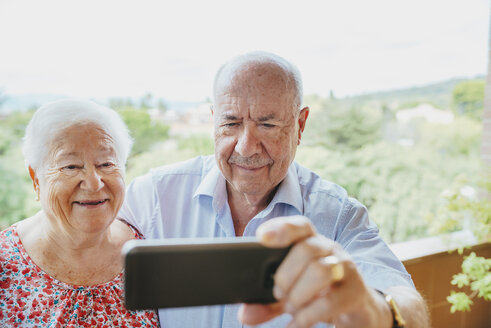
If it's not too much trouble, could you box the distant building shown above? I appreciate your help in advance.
[396,104,454,124]
[384,104,455,146]
[169,102,213,136]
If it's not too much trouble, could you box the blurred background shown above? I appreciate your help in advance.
[0,0,489,244]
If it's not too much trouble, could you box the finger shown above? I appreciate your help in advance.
[238,302,284,325]
[256,215,317,248]
[288,270,368,328]
[273,236,337,300]
[285,255,349,312]
[286,296,333,328]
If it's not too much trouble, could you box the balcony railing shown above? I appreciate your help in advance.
[390,231,491,328]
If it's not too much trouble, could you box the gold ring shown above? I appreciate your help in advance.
[321,255,344,282]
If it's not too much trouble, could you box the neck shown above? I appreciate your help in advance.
[17,211,128,285]
[227,185,277,236]
[42,212,113,253]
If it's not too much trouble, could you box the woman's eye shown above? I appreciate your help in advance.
[100,162,115,168]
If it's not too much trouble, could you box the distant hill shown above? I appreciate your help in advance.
[0,94,203,115]
[1,75,485,114]
[0,93,67,114]
[341,75,486,110]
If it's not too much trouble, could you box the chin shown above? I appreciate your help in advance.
[234,182,270,195]
[77,216,116,232]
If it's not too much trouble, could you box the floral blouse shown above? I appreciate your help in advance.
[0,223,159,327]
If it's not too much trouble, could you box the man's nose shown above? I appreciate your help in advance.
[235,126,261,157]
[80,167,104,191]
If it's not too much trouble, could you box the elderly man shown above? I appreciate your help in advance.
[120,52,429,328]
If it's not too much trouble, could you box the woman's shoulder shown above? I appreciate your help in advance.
[113,218,145,241]
[0,225,17,253]
[0,223,30,286]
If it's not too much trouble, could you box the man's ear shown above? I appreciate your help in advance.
[297,107,310,144]
[28,166,40,199]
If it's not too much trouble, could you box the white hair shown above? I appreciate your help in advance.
[22,99,133,173]
[213,51,304,110]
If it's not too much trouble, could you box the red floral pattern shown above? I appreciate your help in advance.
[0,224,159,327]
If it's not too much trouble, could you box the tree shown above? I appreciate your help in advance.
[0,159,31,229]
[304,102,383,151]
[0,110,41,229]
[118,107,170,157]
[452,79,485,120]
[140,93,154,109]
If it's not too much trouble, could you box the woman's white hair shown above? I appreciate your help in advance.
[22,99,133,173]
[213,51,304,110]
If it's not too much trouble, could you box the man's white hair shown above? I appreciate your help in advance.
[22,99,133,173]
[213,51,304,110]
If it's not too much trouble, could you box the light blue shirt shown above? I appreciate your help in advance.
[119,155,413,328]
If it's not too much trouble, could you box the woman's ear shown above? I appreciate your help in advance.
[28,166,40,201]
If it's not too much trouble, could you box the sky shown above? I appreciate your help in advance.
[0,0,489,105]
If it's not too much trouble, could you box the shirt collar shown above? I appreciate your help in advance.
[194,162,303,215]
[194,164,223,198]
[268,163,303,215]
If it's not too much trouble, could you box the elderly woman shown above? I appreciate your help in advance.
[0,99,159,327]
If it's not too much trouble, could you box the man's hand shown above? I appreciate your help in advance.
[238,216,429,328]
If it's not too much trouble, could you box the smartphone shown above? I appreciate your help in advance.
[122,237,291,310]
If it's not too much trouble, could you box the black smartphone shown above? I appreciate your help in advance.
[122,237,291,310]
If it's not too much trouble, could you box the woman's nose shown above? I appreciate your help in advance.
[80,168,104,191]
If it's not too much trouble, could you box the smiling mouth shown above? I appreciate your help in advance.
[233,164,267,171]
[74,199,108,206]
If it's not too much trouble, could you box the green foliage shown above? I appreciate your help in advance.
[0,110,34,155]
[299,88,481,243]
[297,139,476,242]
[451,273,470,288]
[420,116,481,157]
[0,159,28,229]
[430,174,491,241]
[118,107,170,156]
[177,134,214,156]
[431,169,491,313]
[305,102,383,150]
[0,110,40,230]
[452,79,485,120]
[126,134,214,183]
[447,252,491,312]
[0,147,40,230]
[447,291,473,313]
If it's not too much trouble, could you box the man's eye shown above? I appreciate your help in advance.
[261,123,275,128]
[62,165,79,170]
[224,122,239,127]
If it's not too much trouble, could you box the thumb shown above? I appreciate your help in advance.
[257,215,316,248]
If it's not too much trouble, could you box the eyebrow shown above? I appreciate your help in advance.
[258,114,276,122]
[221,113,277,121]
[221,114,240,120]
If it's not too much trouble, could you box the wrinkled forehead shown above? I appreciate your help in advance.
[49,123,116,155]
[215,62,297,103]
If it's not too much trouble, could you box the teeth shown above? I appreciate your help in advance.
[78,200,104,205]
